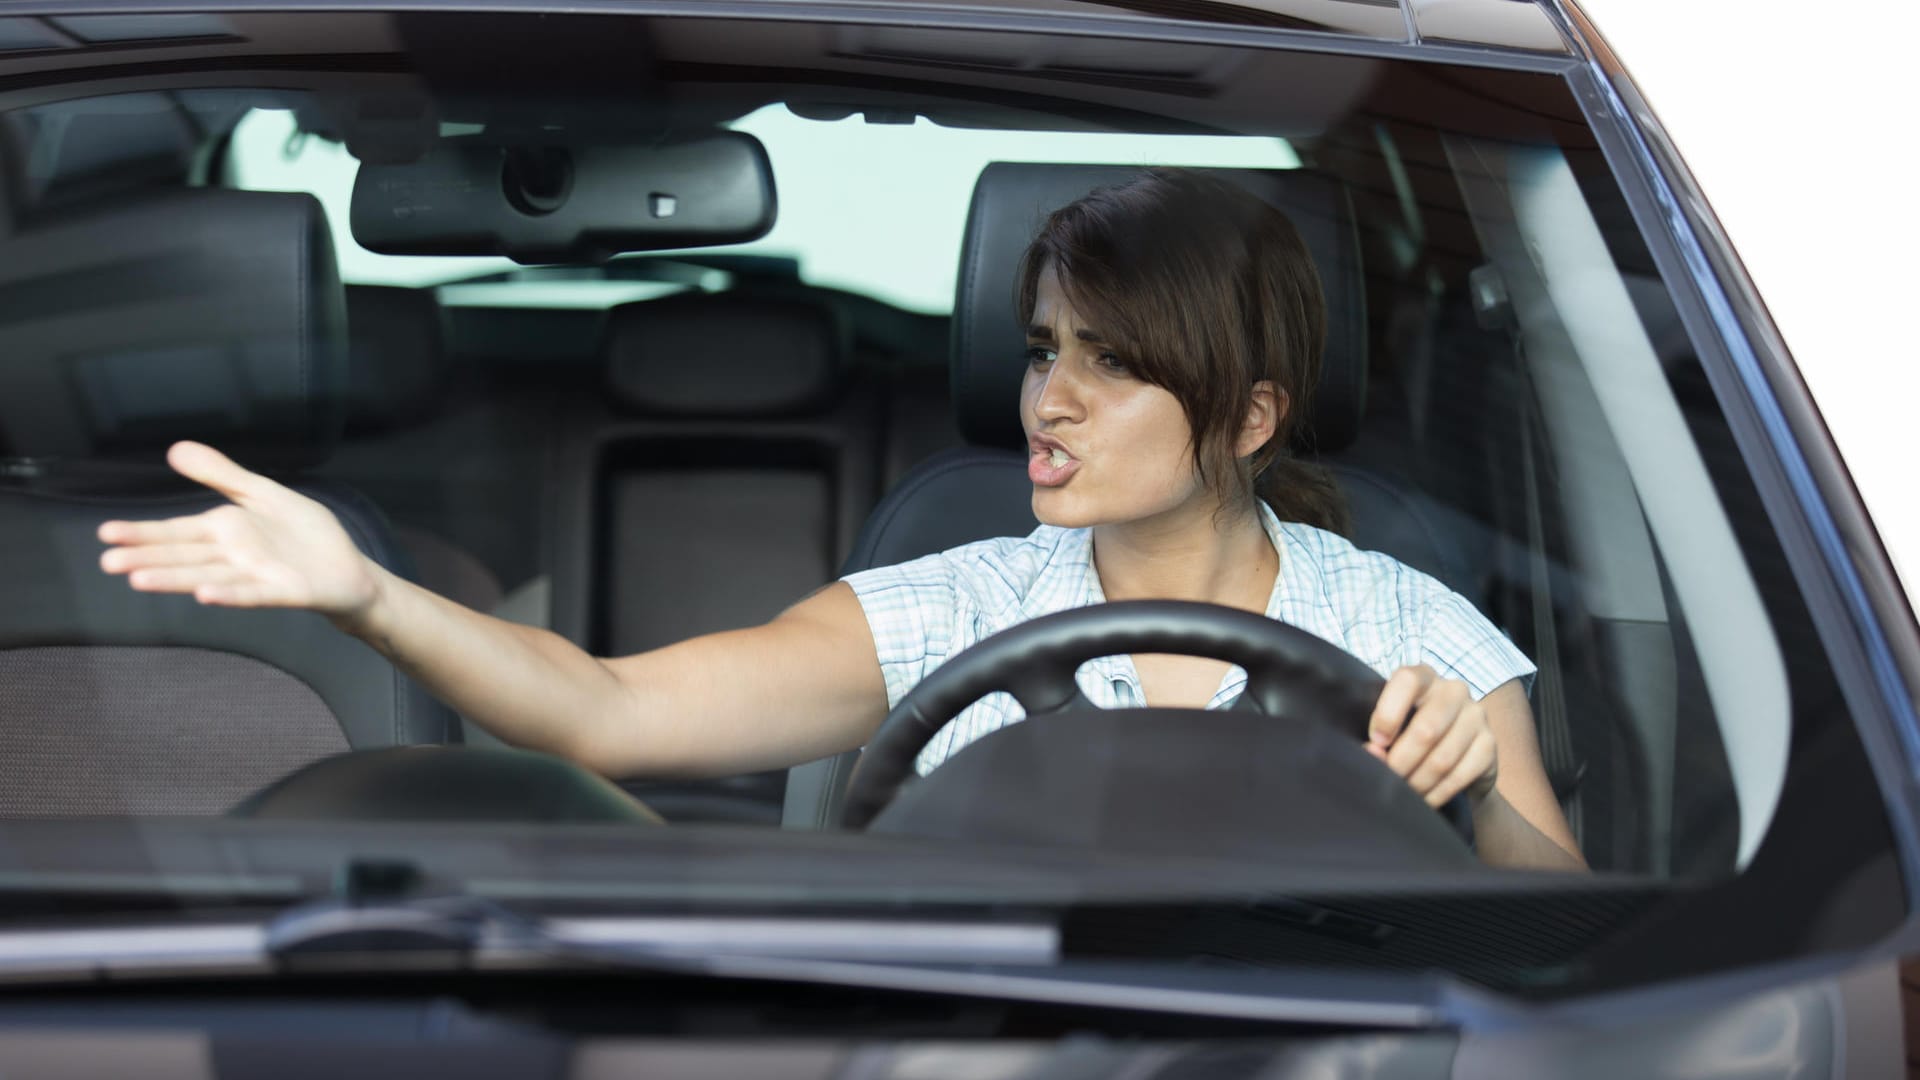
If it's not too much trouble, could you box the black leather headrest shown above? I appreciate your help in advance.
[603,293,849,417]
[343,285,450,432]
[0,188,347,469]
[0,106,196,221]
[952,164,1365,454]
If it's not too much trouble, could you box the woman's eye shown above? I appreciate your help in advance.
[1096,352,1129,374]
[1025,346,1057,368]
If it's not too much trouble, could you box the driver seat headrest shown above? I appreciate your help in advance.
[951,163,1366,454]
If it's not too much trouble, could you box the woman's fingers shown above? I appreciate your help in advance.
[165,440,265,502]
[1405,704,1485,804]
[1425,729,1498,809]
[97,514,215,547]
[1384,677,1469,777]
[127,564,251,594]
[1368,664,1435,749]
[100,542,221,574]
[1368,667,1501,809]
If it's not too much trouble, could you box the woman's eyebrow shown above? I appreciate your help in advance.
[1025,325,1111,344]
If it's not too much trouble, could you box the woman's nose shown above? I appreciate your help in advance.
[1031,363,1084,423]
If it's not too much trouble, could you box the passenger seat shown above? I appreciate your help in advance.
[0,188,457,816]
[547,293,881,822]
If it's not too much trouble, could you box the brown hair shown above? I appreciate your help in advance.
[1013,168,1349,534]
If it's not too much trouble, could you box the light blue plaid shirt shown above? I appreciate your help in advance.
[843,500,1536,775]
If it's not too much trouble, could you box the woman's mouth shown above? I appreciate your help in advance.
[1029,445,1080,487]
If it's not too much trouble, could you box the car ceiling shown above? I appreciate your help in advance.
[0,10,1382,137]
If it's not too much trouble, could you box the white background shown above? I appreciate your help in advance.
[1574,0,1920,598]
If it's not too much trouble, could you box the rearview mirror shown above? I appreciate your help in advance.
[350,131,776,263]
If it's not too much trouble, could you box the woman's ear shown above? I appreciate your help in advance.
[1236,381,1288,458]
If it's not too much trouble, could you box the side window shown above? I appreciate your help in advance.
[1350,111,1841,880]
[1438,135,1804,878]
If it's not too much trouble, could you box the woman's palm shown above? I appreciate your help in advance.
[98,442,378,619]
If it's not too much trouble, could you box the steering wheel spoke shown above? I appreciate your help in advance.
[1007,671,1093,718]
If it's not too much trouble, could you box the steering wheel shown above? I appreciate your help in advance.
[840,600,1390,830]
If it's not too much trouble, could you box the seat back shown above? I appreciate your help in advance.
[329,284,506,616]
[548,292,879,822]
[0,188,456,816]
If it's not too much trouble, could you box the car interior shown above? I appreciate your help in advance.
[0,9,1851,885]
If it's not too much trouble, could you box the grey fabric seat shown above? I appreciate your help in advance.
[326,284,506,617]
[546,292,881,822]
[782,163,1485,828]
[0,188,457,817]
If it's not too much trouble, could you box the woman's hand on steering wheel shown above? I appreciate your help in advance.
[1366,664,1498,810]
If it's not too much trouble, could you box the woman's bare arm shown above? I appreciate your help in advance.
[356,570,886,777]
[99,442,888,778]
[1474,680,1586,868]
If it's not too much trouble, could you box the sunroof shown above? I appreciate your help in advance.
[48,14,238,45]
[0,18,68,53]
[0,13,241,53]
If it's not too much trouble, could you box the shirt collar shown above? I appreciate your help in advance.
[1012,524,1133,694]
[1018,504,1292,702]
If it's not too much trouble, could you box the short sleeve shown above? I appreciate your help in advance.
[1416,584,1537,700]
[841,553,965,710]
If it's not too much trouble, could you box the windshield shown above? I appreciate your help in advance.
[231,103,1302,312]
[0,8,1898,998]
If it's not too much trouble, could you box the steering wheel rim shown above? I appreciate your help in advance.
[840,600,1386,829]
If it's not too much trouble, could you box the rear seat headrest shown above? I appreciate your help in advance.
[344,285,450,433]
[603,293,850,417]
[0,188,347,470]
[951,163,1367,455]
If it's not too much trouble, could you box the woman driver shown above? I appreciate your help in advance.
[96,169,1585,870]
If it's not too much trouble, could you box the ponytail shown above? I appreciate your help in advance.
[1256,454,1350,537]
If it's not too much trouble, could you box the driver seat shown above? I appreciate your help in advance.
[783,163,1481,829]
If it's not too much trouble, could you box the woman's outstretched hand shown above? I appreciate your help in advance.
[1365,664,1498,809]
[97,441,382,628]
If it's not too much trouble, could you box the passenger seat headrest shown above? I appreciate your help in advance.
[603,293,849,417]
[0,188,347,470]
[952,163,1366,454]
[343,285,450,433]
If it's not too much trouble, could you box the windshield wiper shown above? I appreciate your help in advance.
[263,893,1057,970]
[260,891,1471,1030]
[251,856,1056,972]
[0,859,1499,1030]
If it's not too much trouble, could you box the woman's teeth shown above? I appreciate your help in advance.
[1048,449,1069,467]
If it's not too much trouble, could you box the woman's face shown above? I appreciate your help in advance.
[1021,267,1209,530]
